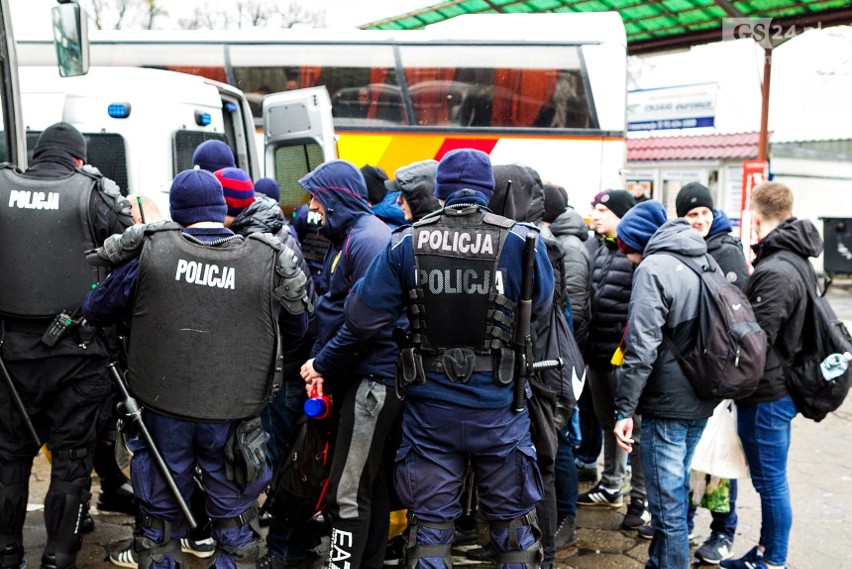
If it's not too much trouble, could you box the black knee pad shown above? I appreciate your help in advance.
[402,513,454,569]
[135,536,181,569]
[212,539,260,569]
[42,479,91,569]
[490,510,543,568]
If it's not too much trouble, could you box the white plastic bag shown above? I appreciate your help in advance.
[690,400,749,480]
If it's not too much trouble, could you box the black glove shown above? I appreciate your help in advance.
[224,417,267,488]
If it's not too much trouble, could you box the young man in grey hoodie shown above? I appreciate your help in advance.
[612,200,721,569]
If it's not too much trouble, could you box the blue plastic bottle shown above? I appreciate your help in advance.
[304,390,332,419]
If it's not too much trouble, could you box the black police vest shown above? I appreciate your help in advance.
[0,165,101,318]
[411,208,513,352]
[127,228,280,421]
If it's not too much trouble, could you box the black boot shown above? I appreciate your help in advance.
[96,481,137,516]
[0,544,24,569]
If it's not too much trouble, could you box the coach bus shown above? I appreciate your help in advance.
[19,12,627,213]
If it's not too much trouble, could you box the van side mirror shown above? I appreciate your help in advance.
[51,2,90,77]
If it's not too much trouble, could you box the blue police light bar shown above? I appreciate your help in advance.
[224,102,237,113]
[107,103,131,118]
[195,111,212,126]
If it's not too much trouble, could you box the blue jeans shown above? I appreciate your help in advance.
[554,410,580,522]
[641,417,707,569]
[736,396,797,567]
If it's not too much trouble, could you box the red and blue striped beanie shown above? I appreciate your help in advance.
[214,167,255,217]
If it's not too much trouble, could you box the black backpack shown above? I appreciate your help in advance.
[263,415,334,524]
[774,252,852,422]
[661,252,767,400]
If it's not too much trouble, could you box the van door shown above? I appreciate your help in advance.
[262,86,336,216]
[216,82,261,180]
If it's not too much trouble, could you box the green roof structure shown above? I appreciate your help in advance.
[362,0,852,54]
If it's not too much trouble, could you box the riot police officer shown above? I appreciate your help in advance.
[301,149,555,568]
[82,169,312,569]
[0,122,133,569]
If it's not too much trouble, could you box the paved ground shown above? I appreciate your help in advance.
[22,284,852,568]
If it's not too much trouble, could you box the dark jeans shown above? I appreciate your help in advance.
[641,416,707,569]
[554,412,579,522]
[575,384,602,466]
[737,396,797,567]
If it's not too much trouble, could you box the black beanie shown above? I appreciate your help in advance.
[361,164,389,205]
[676,182,714,217]
[596,189,635,219]
[34,122,87,161]
[543,183,568,223]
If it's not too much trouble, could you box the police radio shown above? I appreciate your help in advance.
[41,312,75,347]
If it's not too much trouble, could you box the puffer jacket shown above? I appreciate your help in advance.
[741,217,824,405]
[614,220,720,420]
[549,207,592,353]
[705,209,749,291]
[587,236,634,367]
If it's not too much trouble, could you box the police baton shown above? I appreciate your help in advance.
[512,234,537,413]
[0,346,41,448]
[108,362,197,530]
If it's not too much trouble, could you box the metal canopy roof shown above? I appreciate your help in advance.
[363,0,852,55]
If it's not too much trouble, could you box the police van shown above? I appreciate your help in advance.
[19,66,335,218]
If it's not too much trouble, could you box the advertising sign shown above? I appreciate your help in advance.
[627,83,718,132]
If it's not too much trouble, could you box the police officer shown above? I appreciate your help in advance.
[0,122,133,569]
[82,169,312,569]
[301,149,555,568]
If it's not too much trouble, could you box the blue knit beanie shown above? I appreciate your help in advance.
[435,149,494,201]
[192,140,236,173]
[616,200,668,253]
[254,177,280,202]
[169,169,227,226]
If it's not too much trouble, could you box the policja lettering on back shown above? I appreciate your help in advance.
[414,225,505,295]
[8,189,60,210]
[174,258,236,289]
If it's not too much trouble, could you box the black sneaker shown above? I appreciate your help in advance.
[637,524,655,539]
[620,501,650,530]
[453,526,478,545]
[695,533,734,564]
[465,542,496,562]
[97,482,138,516]
[383,535,404,566]
[577,484,623,508]
[80,511,95,534]
[553,516,577,550]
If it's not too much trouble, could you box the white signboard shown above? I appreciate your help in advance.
[627,83,718,131]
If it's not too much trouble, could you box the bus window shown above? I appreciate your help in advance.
[229,43,401,127]
[398,44,596,129]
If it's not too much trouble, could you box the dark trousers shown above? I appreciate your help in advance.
[0,354,109,564]
[325,379,403,569]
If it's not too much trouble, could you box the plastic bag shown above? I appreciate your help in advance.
[690,399,749,480]
[689,473,731,513]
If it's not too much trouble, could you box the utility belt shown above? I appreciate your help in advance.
[395,345,515,394]
[2,310,97,349]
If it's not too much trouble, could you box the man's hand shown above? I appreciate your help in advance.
[301,358,325,397]
[614,417,634,453]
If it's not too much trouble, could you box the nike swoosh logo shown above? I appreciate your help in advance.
[572,368,586,400]
[733,304,742,310]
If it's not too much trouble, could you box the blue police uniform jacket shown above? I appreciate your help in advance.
[323,191,554,409]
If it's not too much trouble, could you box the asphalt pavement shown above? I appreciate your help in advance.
[21,285,852,568]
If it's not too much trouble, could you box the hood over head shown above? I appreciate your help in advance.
[489,163,544,223]
[298,160,373,242]
[389,159,440,222]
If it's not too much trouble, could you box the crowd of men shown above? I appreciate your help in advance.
[0,122,823,569]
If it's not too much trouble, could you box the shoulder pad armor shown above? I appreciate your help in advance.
[482,211,516,229]
[247,231,283,251]
[85,220,178,268]
[271,240,312,316]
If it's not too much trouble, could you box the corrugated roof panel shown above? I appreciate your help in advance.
[459,0,493,12]
[529,0,566,10]
[662,0,699,11]
[438,4,468,17]
[621,4,664,19]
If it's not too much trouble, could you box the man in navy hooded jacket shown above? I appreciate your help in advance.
[297,160,404,569]
[302,149,554,568]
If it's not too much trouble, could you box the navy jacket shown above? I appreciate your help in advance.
[706,209,750,291]
[299,161,401,385]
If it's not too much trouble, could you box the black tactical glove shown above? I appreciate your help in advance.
[224,417,267,488]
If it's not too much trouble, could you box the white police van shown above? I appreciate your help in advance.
[19,66,335,218]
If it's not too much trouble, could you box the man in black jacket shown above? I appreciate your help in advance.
[721,183,822,569]
[0,122,132,569]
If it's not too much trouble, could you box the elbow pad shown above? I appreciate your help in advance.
[85,220,174,267]
[274,244,313,316]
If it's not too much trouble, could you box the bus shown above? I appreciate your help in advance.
[19,12,628,213]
